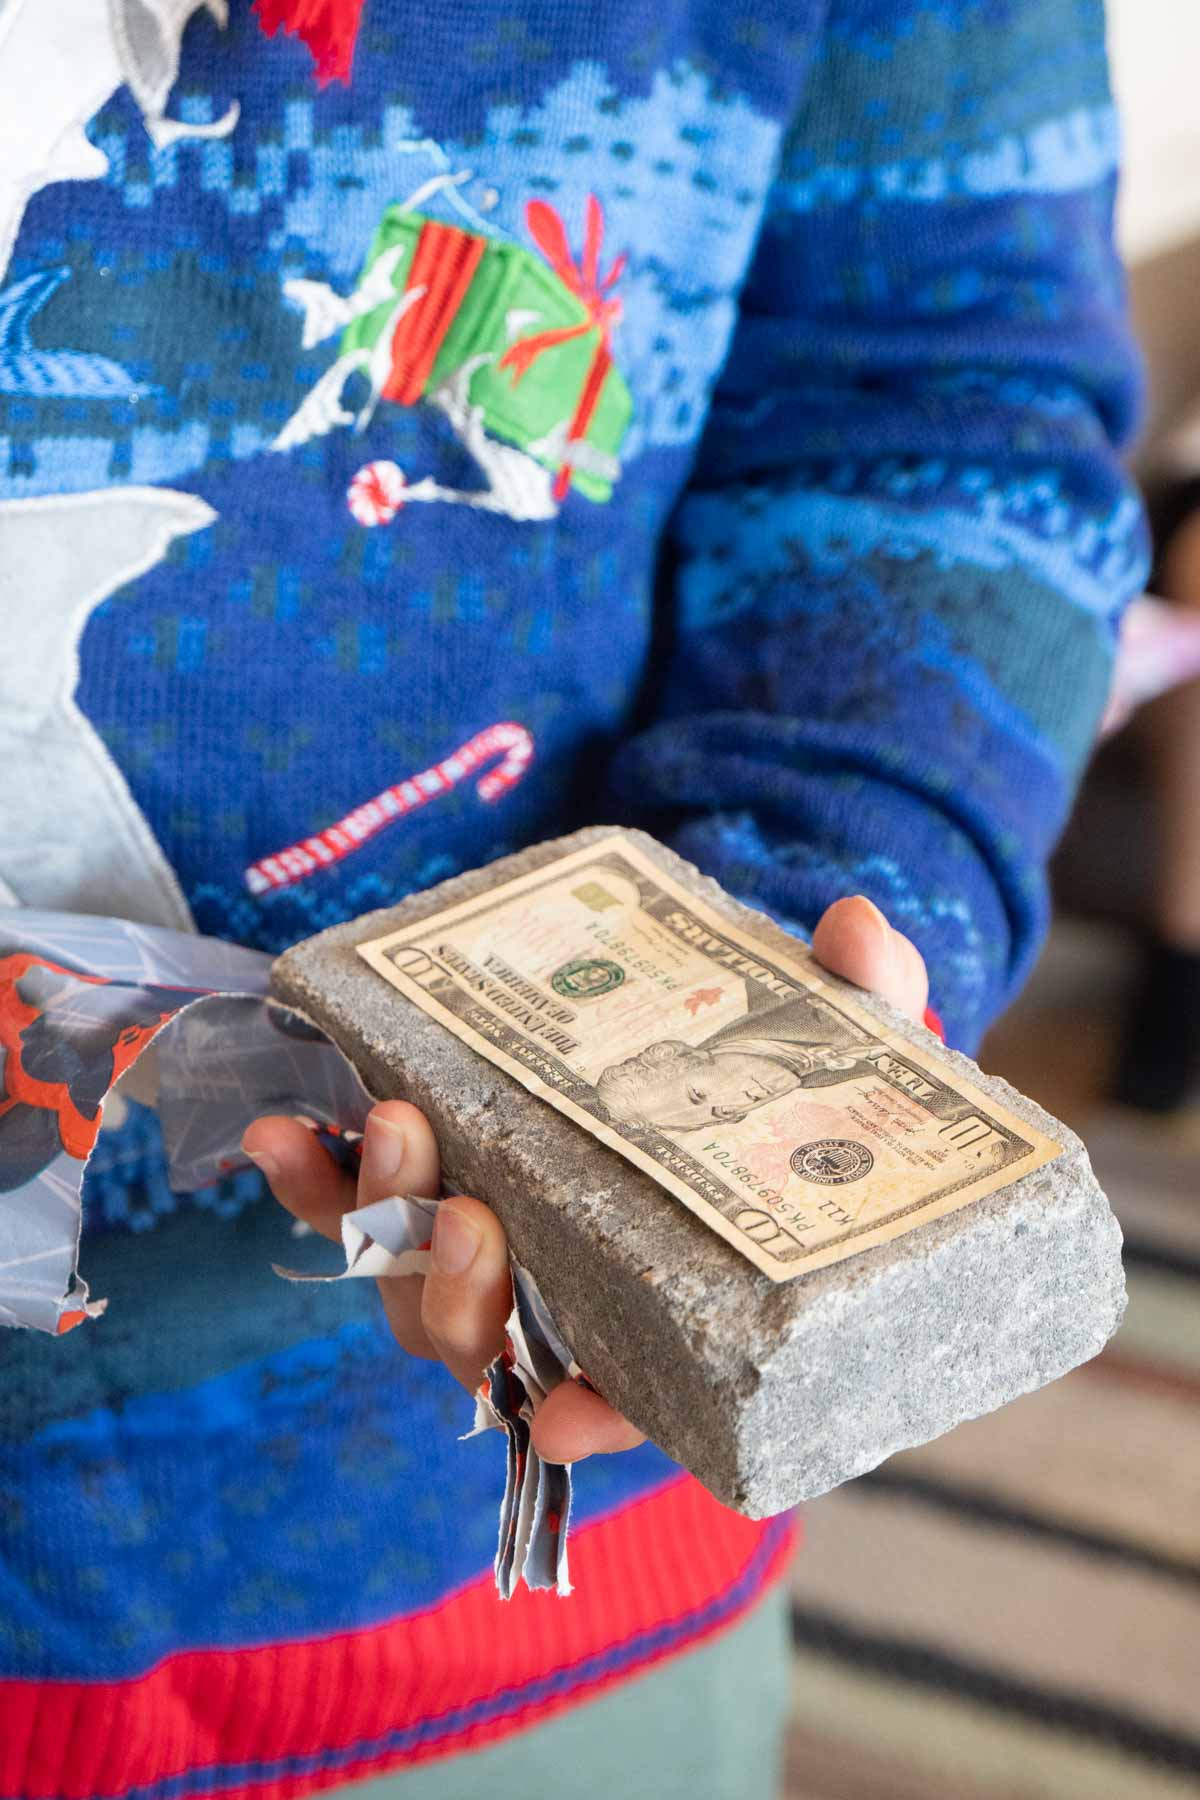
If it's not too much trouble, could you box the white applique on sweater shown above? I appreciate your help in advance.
[0,486,216,929]
[0,0,238,286]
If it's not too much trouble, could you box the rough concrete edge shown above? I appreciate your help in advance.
[737,1173,1126,1514]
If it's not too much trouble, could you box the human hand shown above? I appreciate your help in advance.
[242,893,928,1463]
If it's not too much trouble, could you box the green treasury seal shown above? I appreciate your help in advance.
[551,956,626,1001]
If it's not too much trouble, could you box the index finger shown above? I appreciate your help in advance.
[359,1103,443,1368]
[357,1101,441,1208]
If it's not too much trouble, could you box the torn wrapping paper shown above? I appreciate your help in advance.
[0,909,577,1596]
[0,911,268,1331]
[277,1192,575,1596]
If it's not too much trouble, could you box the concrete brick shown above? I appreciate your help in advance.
[271,828,1124,1516]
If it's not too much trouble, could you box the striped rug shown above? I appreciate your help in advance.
[784,920,1200,1799]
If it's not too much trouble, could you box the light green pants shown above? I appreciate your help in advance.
[339,1587,790,1800]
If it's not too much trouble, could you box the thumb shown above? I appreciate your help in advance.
[812,895,929,1024]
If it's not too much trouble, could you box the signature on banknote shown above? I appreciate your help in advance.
[358,837,1061,1280]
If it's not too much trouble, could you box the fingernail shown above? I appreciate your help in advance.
[853,893,887,927]
[853,895,893,953]
[363,1113,406,1184]
[243,1147,280,1182]
[432,1204,479,1276]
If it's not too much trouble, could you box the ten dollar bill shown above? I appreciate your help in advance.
[357,836,1062,1281]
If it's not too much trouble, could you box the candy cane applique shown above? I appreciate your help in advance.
[245,722,534,895]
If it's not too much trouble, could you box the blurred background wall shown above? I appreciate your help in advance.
[1110,0,1200,267]
[1113,0,1200,447]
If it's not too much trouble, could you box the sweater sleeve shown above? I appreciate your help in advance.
[607,0,1149,1050]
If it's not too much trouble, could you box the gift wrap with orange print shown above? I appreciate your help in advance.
[270,828,1124,1517]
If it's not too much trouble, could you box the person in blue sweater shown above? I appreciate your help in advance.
[0,2,1147,1797]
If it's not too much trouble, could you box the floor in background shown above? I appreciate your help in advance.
[784,918,1200,1799]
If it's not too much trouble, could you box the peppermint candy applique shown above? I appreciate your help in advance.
[347,458,407,525]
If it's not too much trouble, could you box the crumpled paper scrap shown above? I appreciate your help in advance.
[0,908,579,1595]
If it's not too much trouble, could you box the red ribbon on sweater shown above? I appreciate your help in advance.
[253,0,366,85]
[500,196,626,500]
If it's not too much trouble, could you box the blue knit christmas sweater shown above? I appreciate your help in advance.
[0,2,1147,1796]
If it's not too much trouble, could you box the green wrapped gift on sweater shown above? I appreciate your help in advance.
[336,195,633,503]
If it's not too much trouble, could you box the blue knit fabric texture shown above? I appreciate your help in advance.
[5,0,1147,1064]
[1,0,1148,1700]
